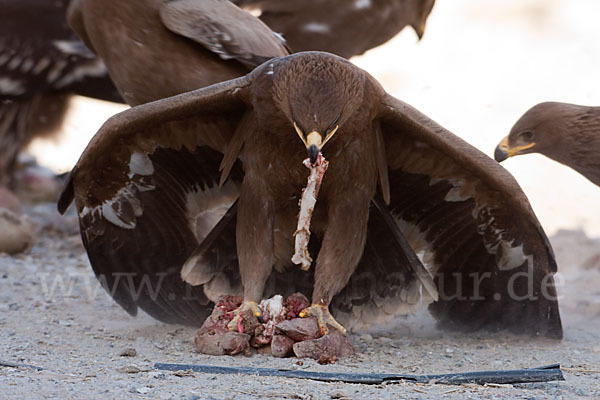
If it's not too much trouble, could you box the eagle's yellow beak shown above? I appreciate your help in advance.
[294,123,339,164]
[494,136,536,162]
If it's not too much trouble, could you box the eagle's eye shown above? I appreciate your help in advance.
[520,130,534,142]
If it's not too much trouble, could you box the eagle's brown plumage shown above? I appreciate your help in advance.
[68,0,290,106]
[59,52,562,338]
[495,102,600,186]
[1,0,433,187]
[233,0,436,58]
[0,0,121,187]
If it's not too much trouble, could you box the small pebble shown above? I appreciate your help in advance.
[135,387,152,394]
[576,388,589,396]
[150,372,166,380]
[118,365,141,374]
[173,369,195,377]
[0,208,35,254]
[119,348,137,357]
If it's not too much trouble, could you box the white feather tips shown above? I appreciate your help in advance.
[129,151,154,176]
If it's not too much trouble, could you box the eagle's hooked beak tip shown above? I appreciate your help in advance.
[308,144,320,164]
[295,123,338,165]
[494,136,536,162]
[495,136,511,162]
[494,145,509,162]
[306,131,323,165]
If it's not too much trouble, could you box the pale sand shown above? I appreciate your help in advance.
[11,0,600,397]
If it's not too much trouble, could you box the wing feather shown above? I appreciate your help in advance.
[376,94,562,338]
[58,78,251,325]
[233,0,435,58]
[159,0,289,69]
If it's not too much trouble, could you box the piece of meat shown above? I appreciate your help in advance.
[194,295,250,355]
[291,154,328,270]
[194,328,250,356]
[292,330,356,361]
[271,334,295,358]
[285,292,310,318]
[275,317,321,342]
[194,292,353,362]
[217,295,244,314]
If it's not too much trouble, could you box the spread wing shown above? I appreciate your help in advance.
[159,0,290,69]
[373,94,562,338]
[233,0,435,58]
[58,77,254,325]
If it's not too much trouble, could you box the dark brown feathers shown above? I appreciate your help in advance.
[68,0,289,106]
[0,0,121,186]
[233,0,436,58]
[0,0,119,102]
[495,102,600,186]
[60,52,562,339]
[159,0,289,69]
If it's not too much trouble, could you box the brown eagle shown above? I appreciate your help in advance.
[495,102,600,187]
[59,52,562,339]
[1,0,434,188]
[67,0,290,106]
[233,0,436,58]
[0,0,121,187]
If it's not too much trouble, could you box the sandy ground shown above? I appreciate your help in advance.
[5,0,600,398]
[1,204,599,399]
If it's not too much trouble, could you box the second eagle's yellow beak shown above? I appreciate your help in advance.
[494,136,536,162]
